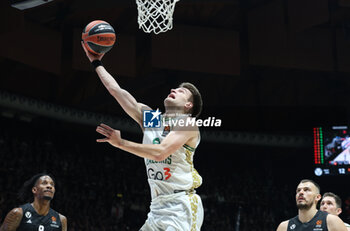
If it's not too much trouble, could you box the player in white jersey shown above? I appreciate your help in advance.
[320,192,350,231]
[82,42,204,230]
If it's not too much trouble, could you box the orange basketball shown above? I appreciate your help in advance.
[82,20,116,55]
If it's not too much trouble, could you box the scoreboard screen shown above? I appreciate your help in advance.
[313,126,350,176]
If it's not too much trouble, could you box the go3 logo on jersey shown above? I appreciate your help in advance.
[147,167,171,180]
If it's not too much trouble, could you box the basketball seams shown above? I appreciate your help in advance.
[84,20,107,33]
[88,24,114,36]
[86,42,113,48]
[87,42,113,54]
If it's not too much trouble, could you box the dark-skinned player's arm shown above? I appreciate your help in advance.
[59,214,67,231]
[0,208,23,231]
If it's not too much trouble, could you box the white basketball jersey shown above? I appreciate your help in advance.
[142,117,202,199]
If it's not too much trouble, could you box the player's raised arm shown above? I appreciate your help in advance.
[81,41,150,127]
[0,208,23,231]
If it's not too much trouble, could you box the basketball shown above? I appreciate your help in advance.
[82,20,116,55]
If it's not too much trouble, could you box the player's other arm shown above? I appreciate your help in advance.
[119,128,198,161]
[59,214,67,231]
[0,208,23,231]
[81,42,149,126]
[96,123,198,161]
[327,214,348,231]
[276,220,288,231]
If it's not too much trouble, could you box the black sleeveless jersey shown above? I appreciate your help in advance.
[287,210,328,231]
[17,203,62,231]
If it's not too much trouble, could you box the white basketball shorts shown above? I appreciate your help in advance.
[140,192,203,231]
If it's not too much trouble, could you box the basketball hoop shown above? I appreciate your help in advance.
[136,0,180,34]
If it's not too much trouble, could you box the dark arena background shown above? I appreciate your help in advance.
[1,0,350,230]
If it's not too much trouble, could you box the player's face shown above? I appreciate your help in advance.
[295,182,320,210]
[33,175,55,201]
[164,87,193,111]
[320,196,341,215]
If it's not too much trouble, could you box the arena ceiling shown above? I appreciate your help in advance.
[1,0,350,133]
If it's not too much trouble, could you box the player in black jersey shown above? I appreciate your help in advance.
[0,173,67,231]
[276,179,347,231]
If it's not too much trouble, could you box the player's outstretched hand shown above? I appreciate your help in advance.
[81,41,105,62]
[96,123,123,147]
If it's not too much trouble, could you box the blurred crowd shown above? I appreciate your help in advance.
[0,117,349,230]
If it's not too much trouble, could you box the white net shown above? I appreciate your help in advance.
[136,0,180,34]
